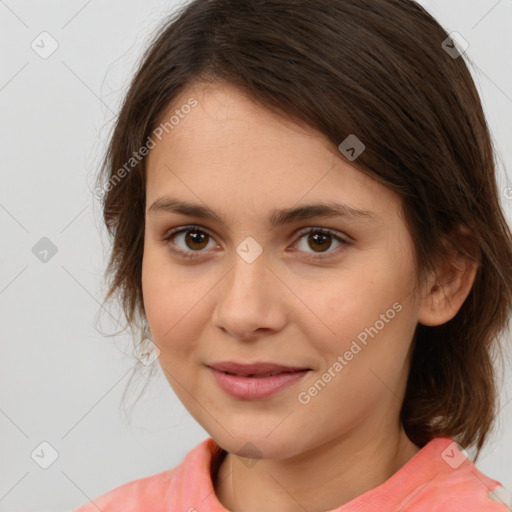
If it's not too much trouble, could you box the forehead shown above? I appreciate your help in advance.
[145,81,402,225]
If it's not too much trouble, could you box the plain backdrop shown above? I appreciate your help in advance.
[1,1,511,511]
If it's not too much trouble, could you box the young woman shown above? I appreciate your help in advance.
[75,0,512,510]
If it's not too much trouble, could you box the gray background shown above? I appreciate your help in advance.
[0,1,511,511]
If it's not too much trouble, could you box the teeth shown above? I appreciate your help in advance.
[246,371,294,377]
[220,370,305,377]
[224,371,283,377]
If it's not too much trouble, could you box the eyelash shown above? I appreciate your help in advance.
[160,225,350,261]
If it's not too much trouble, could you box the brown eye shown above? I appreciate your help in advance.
[292,228,349,259]
[162,226,218,258]
[307,232,333,252]
[183,230,209,250]
[162,225,350,261]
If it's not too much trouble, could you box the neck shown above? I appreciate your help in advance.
[214,424,420,512]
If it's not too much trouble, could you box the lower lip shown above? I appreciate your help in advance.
[209,368,310,400]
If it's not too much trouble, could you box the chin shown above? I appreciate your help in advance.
[208,427,304,461]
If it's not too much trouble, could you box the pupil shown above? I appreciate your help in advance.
[186,230,208,250]
[309,232,331,252]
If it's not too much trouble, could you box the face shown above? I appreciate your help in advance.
[142,81,424,459]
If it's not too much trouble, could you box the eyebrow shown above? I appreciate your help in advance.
[147,197,379,227]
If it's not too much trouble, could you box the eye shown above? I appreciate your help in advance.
[162,225,218,259]
[290,227,349,259]
[161,225,350,260]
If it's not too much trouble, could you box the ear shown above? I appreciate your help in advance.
[417,226,480,327]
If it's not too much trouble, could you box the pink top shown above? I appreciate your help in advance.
[73,436,511,511]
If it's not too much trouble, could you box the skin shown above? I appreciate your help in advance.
[141,80,478,512]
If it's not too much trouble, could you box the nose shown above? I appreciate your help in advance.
[211,247,287,341]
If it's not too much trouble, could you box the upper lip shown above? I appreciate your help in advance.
[207,361,310,376]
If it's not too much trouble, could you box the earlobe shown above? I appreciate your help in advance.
[417,244,479,328]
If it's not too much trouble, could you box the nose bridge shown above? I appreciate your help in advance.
[225,238,270,306]
[212,237,285,338]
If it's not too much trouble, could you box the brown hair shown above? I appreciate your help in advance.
[95,0,512,459]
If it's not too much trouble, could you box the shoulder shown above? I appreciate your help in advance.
[72,467,178,512]
[400,441,511,511]
[70,437,218,512]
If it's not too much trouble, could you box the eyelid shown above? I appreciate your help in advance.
[161,224,351,260]
[162,224,219,259]
[293,226,352,244]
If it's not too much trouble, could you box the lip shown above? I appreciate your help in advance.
[208,361,309,376]
[207,361,311,400]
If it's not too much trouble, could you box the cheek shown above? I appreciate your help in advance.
[142,249,187,351]
[141,250,168,335]
[141,248,215,362]
[300,252,416,365]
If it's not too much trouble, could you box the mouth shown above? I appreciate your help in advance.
[206,361,311,400]
[207,361,311,376]
[218,370,306,378]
